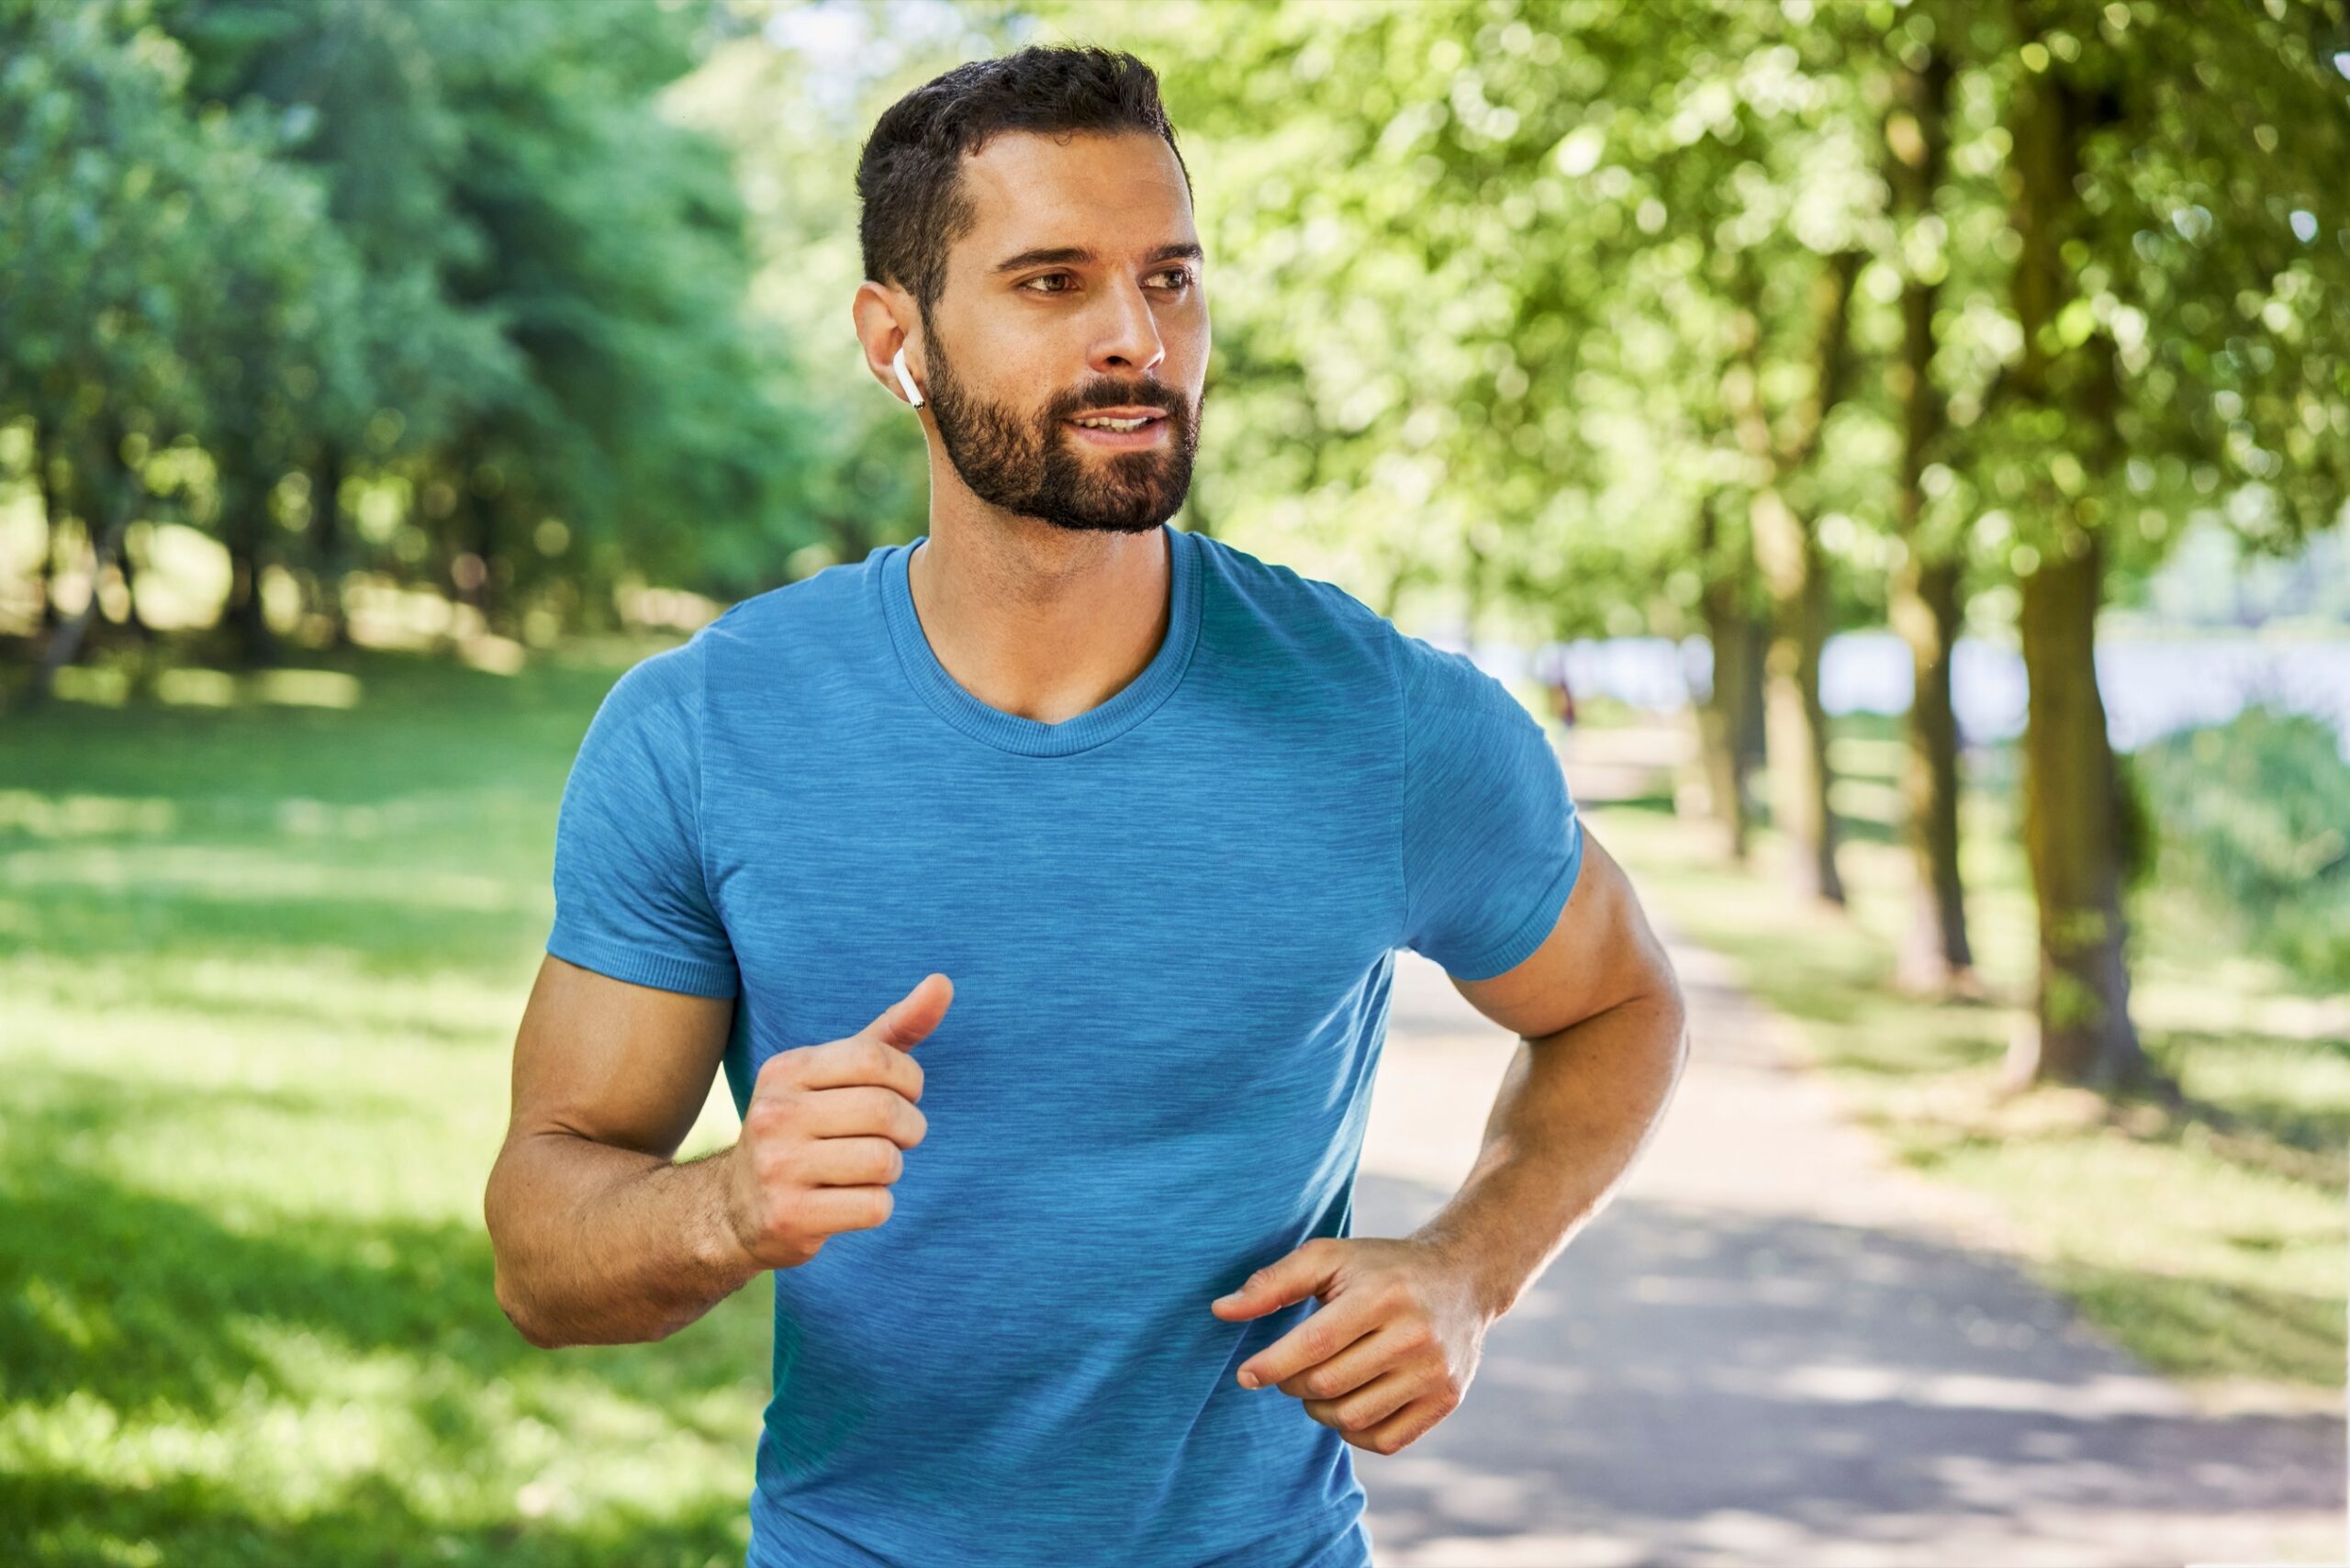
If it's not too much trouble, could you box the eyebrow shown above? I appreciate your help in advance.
[989,241,1204,276]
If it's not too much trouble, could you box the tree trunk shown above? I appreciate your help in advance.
[310,443,351,648]
[109,527,153,641]
[1752,486,1843,904]
[31,414,64,632]
[219,466,275,667]
[1728,250,1863,907]
[1893,554,1974,991]
[1735,613,1768,782]
[20,417,138,710]
[1695,495,1755,861]
[1886,38,1975,994]
[2009,535,2143,1088]
[2000,0,2146,1089]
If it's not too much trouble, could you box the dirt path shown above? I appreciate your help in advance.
[1348,922,2345,1567]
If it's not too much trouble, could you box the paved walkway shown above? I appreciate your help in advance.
[1349,921,2346,1567]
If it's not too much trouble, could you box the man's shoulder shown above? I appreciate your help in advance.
[1189,530,1402,687]
[705,552,877,648]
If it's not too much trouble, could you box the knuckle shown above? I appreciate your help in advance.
[746,1135,795,1185]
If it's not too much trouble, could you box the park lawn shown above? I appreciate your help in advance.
[1583,708,2348,1394]
[1,640,767,1568]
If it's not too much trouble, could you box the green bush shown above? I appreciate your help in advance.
[2133,706,2350,989]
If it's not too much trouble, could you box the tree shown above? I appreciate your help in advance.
[1877,8,1978,994]
[1982,0,2350,1087]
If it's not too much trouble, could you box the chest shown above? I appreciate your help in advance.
[702,718,1402,1096]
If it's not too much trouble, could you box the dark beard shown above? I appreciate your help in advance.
[923,326,1202,536]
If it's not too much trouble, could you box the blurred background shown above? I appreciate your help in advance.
[2,0,2344,1563]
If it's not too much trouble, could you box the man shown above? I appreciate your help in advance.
[484,44,1687,1568]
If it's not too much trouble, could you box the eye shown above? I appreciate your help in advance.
[1017,269,1198,296]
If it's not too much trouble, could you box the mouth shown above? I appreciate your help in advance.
[1064,409,1170,449]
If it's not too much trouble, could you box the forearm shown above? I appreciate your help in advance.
[486,1132,757,1349]
[1409,984,1688,1320]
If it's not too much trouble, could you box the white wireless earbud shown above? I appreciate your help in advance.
[892,345,923,408]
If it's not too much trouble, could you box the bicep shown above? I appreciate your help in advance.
[503,953,735,1159]
[1446,826,1676,1041]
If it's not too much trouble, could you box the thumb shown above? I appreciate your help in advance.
[1211,1240,1343,1321]
[867,972,953,1052]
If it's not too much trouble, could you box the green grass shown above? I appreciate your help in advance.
[1,640,767,1567]
[1591,711,2348,1392]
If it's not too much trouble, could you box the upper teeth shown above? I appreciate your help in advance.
[1076,415,1150,431]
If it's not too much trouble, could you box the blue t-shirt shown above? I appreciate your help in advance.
[545,521,1583,1568]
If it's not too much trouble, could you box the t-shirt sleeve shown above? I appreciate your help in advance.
[1396,633,1584,982]
[544,638,740,998]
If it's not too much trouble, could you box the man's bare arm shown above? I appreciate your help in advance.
[484,955,755,1349]
[1412,828,1690,1318]
[1208,828,1688,1456]
[484,958,948,1350]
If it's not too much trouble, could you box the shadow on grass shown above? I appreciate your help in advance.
[0,1152,532,1422]
[1,1065,771,1458]
[1,881,540,980]
[0,1468,747,1568]
[2050,1259,2346,1392]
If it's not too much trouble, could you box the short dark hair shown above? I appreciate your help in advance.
[855,44,1192,327]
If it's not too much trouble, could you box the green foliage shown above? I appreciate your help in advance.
[7,0,2346,643]
[2,0,807,659]
[2135,707,2350,988]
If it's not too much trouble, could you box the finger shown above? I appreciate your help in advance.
[803,1084,928,1148]
[792,1037,925,1104]
[866,972,953,1052]
[1237,1293,1384,1392]
[794,1183,895,1236]
[804,1134,904,1188]
[1275,1321,1404,1401]
[1354,1393,1447,1457]
[1304,1365,1418,1436]
[1212,1238,1343,1324]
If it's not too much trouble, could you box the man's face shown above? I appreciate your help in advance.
[920,129,1208,536]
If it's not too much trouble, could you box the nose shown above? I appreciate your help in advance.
[1090,272,1166,378]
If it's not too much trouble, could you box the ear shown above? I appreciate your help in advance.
[853,281,924,409]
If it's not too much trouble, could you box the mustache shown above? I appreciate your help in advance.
[1054,387,1184,420]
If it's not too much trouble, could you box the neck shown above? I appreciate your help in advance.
[906,517,1172,726]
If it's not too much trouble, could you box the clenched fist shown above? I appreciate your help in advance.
[722,972,950,1271]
